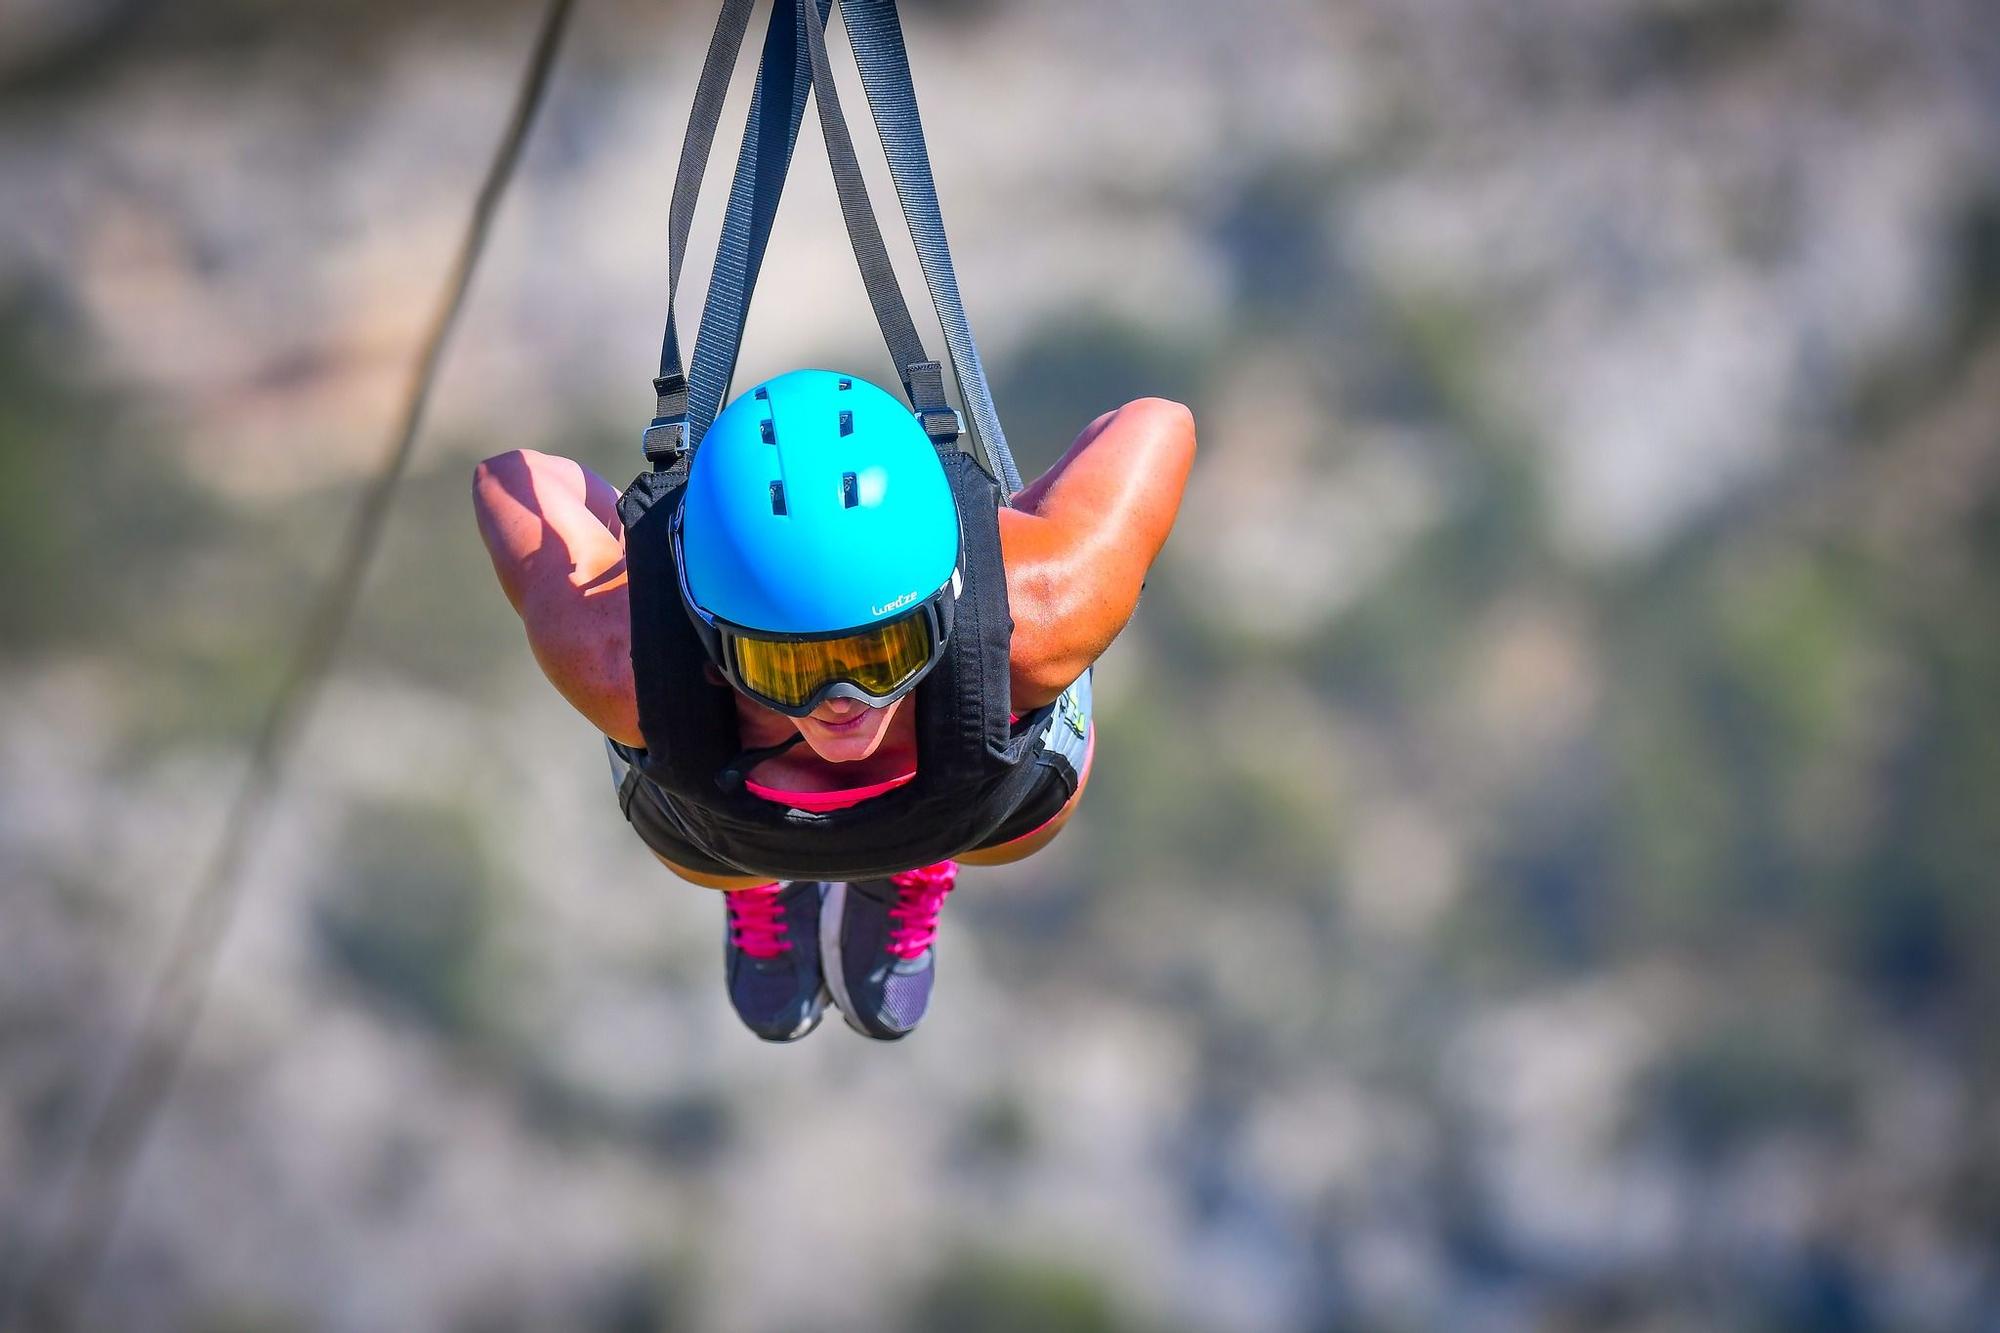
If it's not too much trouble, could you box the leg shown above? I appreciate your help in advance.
[957,740,1094,867]
[647,850,779,892]
[961,669,1097,867]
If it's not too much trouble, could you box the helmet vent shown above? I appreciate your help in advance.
[837,378,852,391]
[838,409,853,436]
[768,481,787,515]
[753,387,769,401]
[841,472,860,508]
[759,418,776,444]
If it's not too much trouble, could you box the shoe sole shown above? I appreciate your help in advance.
[784,882,832,1039]
[819,881,868,1035]
[759,982,830,1042]
[818,880,917,1040]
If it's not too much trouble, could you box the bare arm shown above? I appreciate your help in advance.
[471,449,643,745]
[1000,397,1197,709]
[472,401,1195,735]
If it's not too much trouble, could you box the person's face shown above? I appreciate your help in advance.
[794,693,905,762]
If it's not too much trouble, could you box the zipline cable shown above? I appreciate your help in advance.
[5,3,575,1326]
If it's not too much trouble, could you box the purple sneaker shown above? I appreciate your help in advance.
[821,861,957,1040]
[724,881,828,1042]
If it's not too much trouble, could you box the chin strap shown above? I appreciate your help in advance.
[716,731,807,795]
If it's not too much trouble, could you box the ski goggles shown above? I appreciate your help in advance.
[675,524,957,717]
[715,592,953,716]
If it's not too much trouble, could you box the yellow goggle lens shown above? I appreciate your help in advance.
[730,611,935,709]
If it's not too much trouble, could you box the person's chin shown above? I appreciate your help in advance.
[803,718,885,761]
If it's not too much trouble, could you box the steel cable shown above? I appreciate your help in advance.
[3,2,575,1326]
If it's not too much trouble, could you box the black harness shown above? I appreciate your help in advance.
[613,0,1057,880]
[619,454,1061,882]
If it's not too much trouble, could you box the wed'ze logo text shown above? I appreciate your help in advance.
[872,590,921,618]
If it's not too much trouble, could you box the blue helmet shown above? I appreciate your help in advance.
[675,369,962,714]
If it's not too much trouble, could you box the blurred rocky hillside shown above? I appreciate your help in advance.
[3,1,1999,1330]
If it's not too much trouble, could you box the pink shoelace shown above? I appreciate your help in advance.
[885,860,958,960]
[727,882,790,959]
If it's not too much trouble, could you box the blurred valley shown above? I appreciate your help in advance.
[3,0,1999,1329]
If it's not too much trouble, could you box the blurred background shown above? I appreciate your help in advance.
[4,0,1999,1329]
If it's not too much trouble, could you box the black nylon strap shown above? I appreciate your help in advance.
[793,0,942,416]
[716,731,807,795]
[904,357,960,446]
[686,0,833,447]
[843,0,1019,491]
[658,0,994,459]
[648,0,759,465]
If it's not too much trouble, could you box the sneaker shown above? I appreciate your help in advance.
[724,881,829,1042]
[821,860,958,1040]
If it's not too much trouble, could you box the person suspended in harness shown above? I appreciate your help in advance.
[470,0,1194,1042]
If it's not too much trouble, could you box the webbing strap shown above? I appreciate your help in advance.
[842,0,1020,494]
[689,0,955,447]
[686,0,832,448]
[649,0,758,462]
[794,0,953,426]
[662,0,1000,465]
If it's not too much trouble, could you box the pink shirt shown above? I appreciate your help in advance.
[742,722,1092,848]
[739,712,1022,813]
[742,770,916,813]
